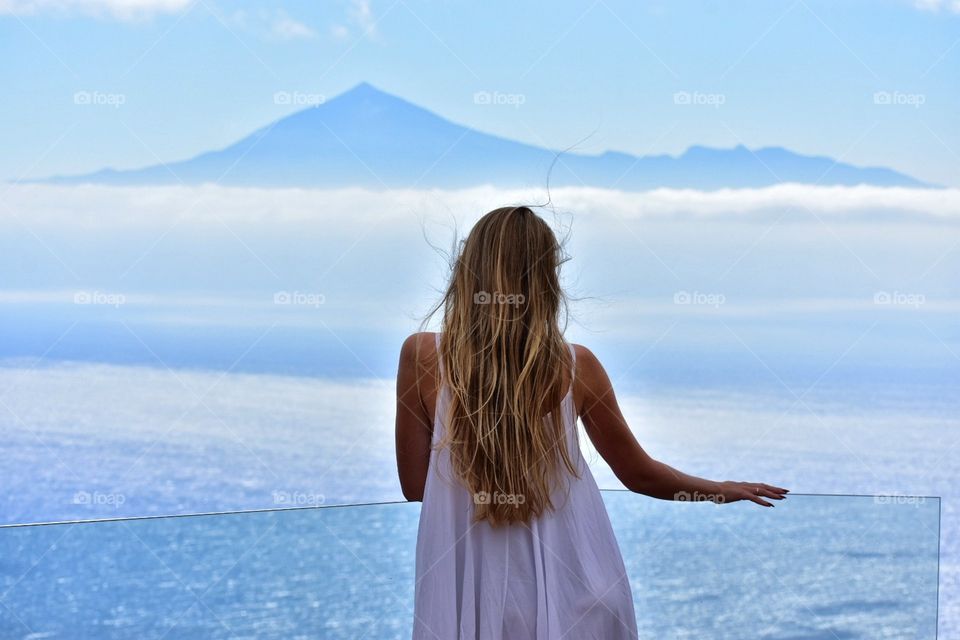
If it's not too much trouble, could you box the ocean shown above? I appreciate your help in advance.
[0,493,939,638]
[0,334,953,637]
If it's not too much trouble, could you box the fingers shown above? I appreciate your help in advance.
[761,483,789,494]
[741,483,786,506]
[745,493,774,507]
[757,487,786,501]
[714,481,789,507]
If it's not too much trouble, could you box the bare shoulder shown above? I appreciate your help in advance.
[570,343,607,415]
[398,332,439,376]
[400,331,436,356]
[571,343,602,381]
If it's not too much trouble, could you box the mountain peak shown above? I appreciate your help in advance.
[314,81,433,120]
[342,81,383,96]
[333,81,400,105]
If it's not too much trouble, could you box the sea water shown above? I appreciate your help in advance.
[0,353,953,637]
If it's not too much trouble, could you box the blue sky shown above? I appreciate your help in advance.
[1,0,958,186]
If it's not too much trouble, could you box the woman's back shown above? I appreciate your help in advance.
[399,206,786,638]
[413,332,638,640]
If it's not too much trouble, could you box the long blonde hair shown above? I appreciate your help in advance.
[423,206,579,526]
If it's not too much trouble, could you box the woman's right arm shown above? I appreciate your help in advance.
[574,344,788,507]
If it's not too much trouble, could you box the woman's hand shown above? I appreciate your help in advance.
[718,481,789,507]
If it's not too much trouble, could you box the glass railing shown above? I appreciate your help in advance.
[0,492,939,639]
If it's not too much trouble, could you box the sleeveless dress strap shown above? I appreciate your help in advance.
[431,333,445,447]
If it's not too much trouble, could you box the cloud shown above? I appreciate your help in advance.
[550,183,960,220]
[229,8,315,42]
[330,0,380,41]
[270,11,316,41]
[0,0,192,20]
[912,0,960,13]
[2,183,956,228]
[1,183,957,329]
[348,0,376,32]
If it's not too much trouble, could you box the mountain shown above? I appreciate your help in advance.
[44,82,932,190]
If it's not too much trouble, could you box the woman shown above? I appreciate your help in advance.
[395,206,788,639]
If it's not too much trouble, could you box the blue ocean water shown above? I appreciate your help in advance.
[0,494,939,639]
[0,312,955,636]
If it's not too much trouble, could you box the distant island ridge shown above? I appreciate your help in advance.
[43,82,935,190]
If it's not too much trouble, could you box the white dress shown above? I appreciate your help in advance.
[413,333,638,639]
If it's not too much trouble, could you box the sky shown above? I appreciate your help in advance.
[0,0,958,186]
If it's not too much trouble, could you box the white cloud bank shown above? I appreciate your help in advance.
[1,183,957,228]
[0,0,191,19]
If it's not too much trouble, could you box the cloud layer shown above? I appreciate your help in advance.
[0,0,191,19]
[2,183,958,228]
[913,0,960,13]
